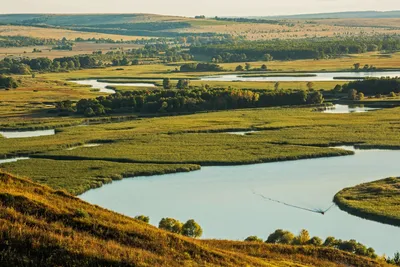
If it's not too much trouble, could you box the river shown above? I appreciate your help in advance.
[80,146,400,256]
[201,71,400,82]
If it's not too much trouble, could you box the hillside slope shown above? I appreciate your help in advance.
[0,171,394,267]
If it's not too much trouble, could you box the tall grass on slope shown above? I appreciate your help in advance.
[0,171,394,267]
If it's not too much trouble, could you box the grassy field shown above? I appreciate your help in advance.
[334,177,400,227]
[0,171,394,267]
[0,42,143,59]
[2,106,400,195]
[177,19,400,40]
[0,25,149,40]
[0,159,199,195]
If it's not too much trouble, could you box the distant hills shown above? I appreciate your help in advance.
[248,10,400,19]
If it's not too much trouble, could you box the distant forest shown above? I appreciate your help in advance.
[191,36,400,62]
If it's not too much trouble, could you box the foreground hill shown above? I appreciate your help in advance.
[0,171,393,267]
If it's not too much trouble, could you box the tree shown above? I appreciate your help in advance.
[177,79,190,89]
[306,82,315,90]
[274,82,280,91]
[84,107,95,117]
[263,53,273,61]
[135,215,150,223]
[293,229,310,245]
[235,65,244,71]
[266,229,295,244]
[307,91,324,104]
[245,236,263,242]
[182,219,203,238]
[159,218,183,234]
[333,84,342,92]
[261,64,267,71]
[0,75,18,89]
[348,89,358,100]
[307,236,323,246]
[163,78,172,89]
[323,236,337,247]
[353,63,361,70]
[52,61,61,71]
[245,63,251,71]
[357,92,365,100]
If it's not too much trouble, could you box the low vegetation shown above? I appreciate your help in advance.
[0,159,199,195]
[0,171,395,267]
[334,177,400,227]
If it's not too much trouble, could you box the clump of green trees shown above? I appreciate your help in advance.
[179,63,223,72]
[71,87,324,117]
[245,229,378,259]
[159,218,203,238]
[0,35,66,47]
[135,215,150,223]
[0,75,18,89]
[342,77,400,96]
[387,252,400,266]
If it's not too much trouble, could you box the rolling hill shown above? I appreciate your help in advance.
[0,171,394,267]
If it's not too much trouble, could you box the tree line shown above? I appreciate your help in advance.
[0,44,195,74]
[59,86,324,117]
[0,35,66,48]
[134,215,203,238]
[246,229,377,259]
[342,77,400,96]
[190,36,400,62]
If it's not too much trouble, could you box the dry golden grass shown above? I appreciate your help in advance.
[0,171,393,267]
[315,18,400,29]
[0,42,143,59]
[176,20,400,40]
[0,25,148,41]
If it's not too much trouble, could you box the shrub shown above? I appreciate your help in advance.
[135,215,150,223]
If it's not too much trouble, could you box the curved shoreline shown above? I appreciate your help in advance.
[334,178,400,227]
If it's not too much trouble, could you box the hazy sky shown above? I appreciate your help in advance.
[2,0,400,16]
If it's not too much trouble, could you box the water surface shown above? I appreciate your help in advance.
[0,129,55,139]
[72,79,156,94]
[0,157,29,164]
[201,71,400,82]
[322,104,381,114]
[80,147,400,255]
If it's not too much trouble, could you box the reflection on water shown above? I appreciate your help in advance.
[0,129,55,139]
[80,146,400,255]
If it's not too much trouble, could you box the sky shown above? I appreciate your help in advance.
[1,0,400,16]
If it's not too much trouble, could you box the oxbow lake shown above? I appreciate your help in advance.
[80,146,400,255]
[201,71,400,82]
